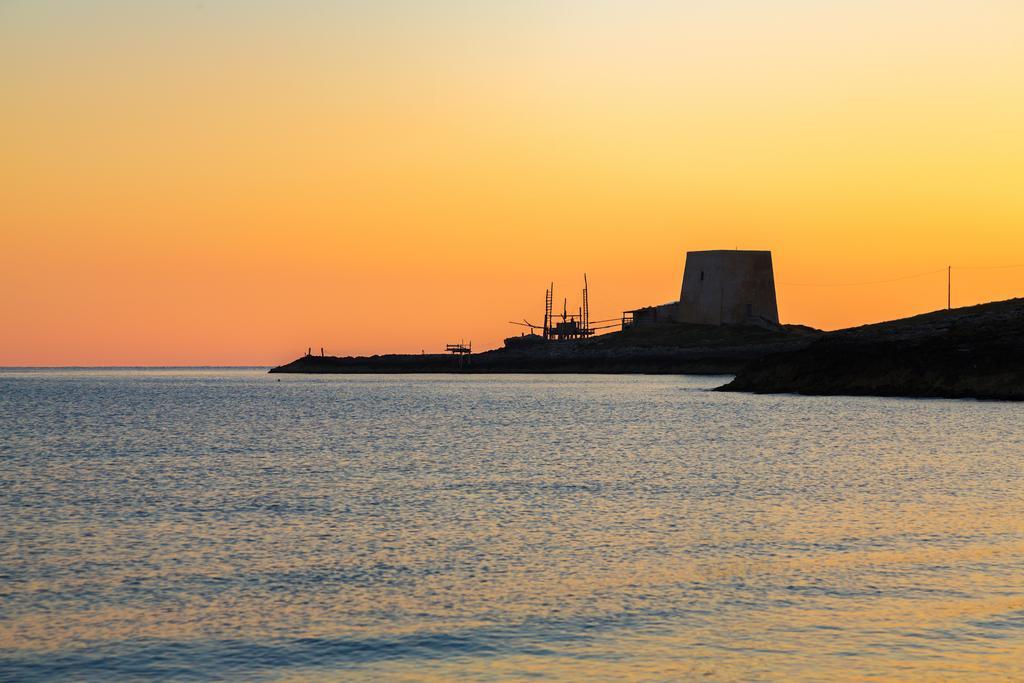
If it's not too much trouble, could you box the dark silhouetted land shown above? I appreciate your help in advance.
[271,299,1024,401]
[719,298,1024,401]
[270,323,819,376]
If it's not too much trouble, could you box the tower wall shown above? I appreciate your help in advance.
[677,250,779,325]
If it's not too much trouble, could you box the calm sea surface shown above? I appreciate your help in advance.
[1,369,1022,681]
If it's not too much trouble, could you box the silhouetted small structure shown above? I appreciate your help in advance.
[446,340,472,369]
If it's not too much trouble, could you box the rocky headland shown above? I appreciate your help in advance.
[719,298,1024,400]
[271,299,1024,401]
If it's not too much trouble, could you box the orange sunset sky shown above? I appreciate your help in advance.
[2,0,1023,365]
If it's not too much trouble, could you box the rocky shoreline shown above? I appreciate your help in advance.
[269,323,818,376]
[270,299,1024,401]
[719,298,1024,401]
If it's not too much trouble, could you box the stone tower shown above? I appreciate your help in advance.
[677,250,779,325]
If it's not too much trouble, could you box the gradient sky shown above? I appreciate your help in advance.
[3,0,1023,365]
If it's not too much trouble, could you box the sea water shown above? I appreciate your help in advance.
[1,369,1022,680]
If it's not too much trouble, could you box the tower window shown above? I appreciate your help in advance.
[700,271,704,281]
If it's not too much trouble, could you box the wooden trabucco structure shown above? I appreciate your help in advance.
[445,341,472,354]
[509,275,621,342]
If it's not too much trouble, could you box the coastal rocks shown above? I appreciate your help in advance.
[719,298,1024,401]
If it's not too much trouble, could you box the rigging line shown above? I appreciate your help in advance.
[778,268,945,288]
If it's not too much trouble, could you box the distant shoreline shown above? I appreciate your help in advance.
[269,322,818,378]
[0,366,272,371]
[272,298,1024,402]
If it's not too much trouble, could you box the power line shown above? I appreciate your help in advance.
[778,268,946,288]
[777,262,1022,313]
[952,263,1024,271]
[779,263,1024,288]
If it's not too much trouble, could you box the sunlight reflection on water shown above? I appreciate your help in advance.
[1,370,1022,680]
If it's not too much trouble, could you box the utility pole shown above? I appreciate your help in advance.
[947,266,951,310]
